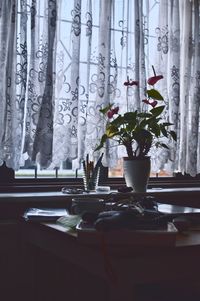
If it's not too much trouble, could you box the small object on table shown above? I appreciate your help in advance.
[138,196,158,210]
[57,214,82,230]
[117,186,133,193]
[23,208,68,222]
[96,186,110,193]
[62,187,84,194]
[82,153,103,191]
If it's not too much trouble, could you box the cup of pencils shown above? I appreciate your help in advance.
[82,154,103,191]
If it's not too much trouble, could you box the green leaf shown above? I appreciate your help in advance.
[111,115,124,126]
[137,112,152,118]
[123,112,137,130]
[160,143,169,149]
[162,122,173,126]
[94,134,108,151]
[150,105,165,116]
[133,128,151,140]
[125,124,134,132]
[146,89,164,100]
[139,119,149,129]
[150,123,160,137]
[169,130,177,141]
[106,125,119,137]
[160,125,168,137]
[147,116,162,126]
[124,111,137,122]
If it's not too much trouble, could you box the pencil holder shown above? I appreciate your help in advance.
[82,154,103,192]
[83,166,100,191]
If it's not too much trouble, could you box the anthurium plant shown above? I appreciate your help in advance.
[95,67,176,159]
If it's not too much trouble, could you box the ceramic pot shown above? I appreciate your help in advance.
[123,157,151,192]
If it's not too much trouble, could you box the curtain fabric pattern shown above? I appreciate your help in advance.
[157,0,200,176]
[0,0,200,176]
[0,0,19,169]
[0,0,57,169]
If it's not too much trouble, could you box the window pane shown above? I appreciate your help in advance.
[109,159,173,178]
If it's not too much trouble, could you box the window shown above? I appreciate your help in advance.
[1,0,200,186]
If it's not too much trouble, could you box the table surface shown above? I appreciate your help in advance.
[44,220,200,247]
[23,220,200,301]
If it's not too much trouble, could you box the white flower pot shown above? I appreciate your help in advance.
[123,157,151,193]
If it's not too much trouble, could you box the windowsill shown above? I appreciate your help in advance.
[0,186,200,201]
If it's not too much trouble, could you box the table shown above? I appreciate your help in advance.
[22,221,200,301]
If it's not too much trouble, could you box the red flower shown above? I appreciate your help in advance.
[142,99,149,105]
[147,75,163,86]
[142,99,158,107]
[112,107,119,114]
[150,100,158,108]
[107,106,119,118]
[124,80,139,86]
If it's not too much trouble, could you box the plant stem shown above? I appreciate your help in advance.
[124,141,134,159]
[126,75,129,112]
[152,65,156,76]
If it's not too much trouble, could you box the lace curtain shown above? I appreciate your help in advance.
[0,0,200,176]
[0,0,57,169]
[156,0,200,176]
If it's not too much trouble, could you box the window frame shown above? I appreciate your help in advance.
[1,164,200,193]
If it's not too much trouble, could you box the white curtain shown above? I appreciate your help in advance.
[156,0,200,176]
[0,0,200,176]
[0,0,57,169]
[0,0,20,170]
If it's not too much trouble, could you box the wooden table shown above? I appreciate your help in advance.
[22,221,200,301]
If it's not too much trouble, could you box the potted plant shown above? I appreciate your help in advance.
[95,67,177,192]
